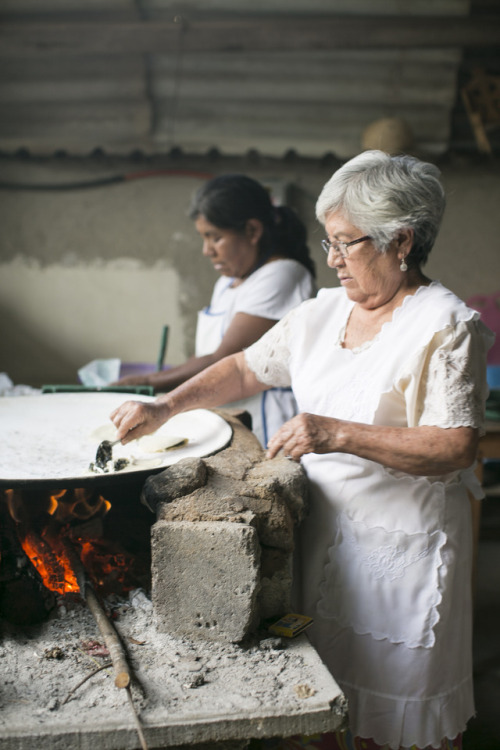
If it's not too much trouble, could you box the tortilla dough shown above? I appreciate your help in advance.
[89,424,118,443]
[89,425,188,454]
[136,435,188,453]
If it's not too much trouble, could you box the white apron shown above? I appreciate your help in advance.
[195,302,297,446]
[243,283,493,748]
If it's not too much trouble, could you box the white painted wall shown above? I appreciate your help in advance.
[1,156,499,387]
[0,258,182,384]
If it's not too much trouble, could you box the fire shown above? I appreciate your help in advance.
[4,487,111,525]
[79,539,137,593]
[47,492,60,515]
[51,488,111,524]
[3,487,143,598]
[18,527,80,595]
[4,487,114,596]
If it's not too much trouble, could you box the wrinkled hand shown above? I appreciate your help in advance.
[110,400,170,443]
[266,412,342,461]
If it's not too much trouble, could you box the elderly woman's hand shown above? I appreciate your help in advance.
[267,413,479,476]
[110,399,171,443]
[266,413,342,461]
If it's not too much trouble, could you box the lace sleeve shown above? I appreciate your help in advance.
[243,308,297,387]
[418,319,490,429]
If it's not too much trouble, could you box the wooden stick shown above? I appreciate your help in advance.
[29,526,147,746]
[83,584,131,688]
[61,536,131,689]
[63,663,112,705]
[126,686,148,750]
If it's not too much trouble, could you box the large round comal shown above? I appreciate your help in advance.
[0,393,232,489]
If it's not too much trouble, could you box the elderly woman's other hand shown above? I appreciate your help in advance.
[266,412,343,461]
[110,400,171,443]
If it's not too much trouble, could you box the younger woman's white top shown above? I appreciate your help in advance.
[195,258,316,445]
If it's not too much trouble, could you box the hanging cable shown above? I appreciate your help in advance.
[0,169,214,191]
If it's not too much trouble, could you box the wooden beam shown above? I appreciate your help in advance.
[0,15,499,57]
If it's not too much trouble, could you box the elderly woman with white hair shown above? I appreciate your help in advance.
[110,151,493,750]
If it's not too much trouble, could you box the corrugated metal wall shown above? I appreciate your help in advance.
[0,0,492,159]
[150,48,462,157]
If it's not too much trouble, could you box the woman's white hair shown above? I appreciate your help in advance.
[315,150,445,267]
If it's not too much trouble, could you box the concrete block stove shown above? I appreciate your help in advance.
[146,410,309,643]
[0,407,347,750]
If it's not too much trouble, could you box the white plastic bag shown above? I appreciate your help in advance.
[77,358,121,387]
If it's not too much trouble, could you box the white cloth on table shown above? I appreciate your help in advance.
[244,282,493,749]
[195,259,316,446]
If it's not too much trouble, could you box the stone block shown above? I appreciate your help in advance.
[149,410,310,643]
[141,457,207,512]
[152,520,261,642]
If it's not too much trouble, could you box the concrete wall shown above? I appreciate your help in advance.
[1,154,499,387]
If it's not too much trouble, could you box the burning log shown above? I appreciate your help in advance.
[17,511,131,688]
[0,500,55,625]
[18,526,80,594]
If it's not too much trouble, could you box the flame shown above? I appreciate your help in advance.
[52,488,111,524]
[48,489,66,516]
[18,528,80,595]
[4,488,24,523]
[3,486,108,595]
[4,487,110,524]
[4,487,144,598]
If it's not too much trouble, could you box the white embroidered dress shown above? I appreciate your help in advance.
[244,282,493,750]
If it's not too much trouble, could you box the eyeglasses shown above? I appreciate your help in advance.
[321,235,372,258]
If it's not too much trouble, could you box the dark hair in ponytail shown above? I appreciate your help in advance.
[189,174,316,277]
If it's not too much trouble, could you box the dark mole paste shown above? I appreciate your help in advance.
[89,440,130,474]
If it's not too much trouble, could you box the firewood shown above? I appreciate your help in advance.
[84,584,131,688]
[0,506,55,624]
[61,536,131,689]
